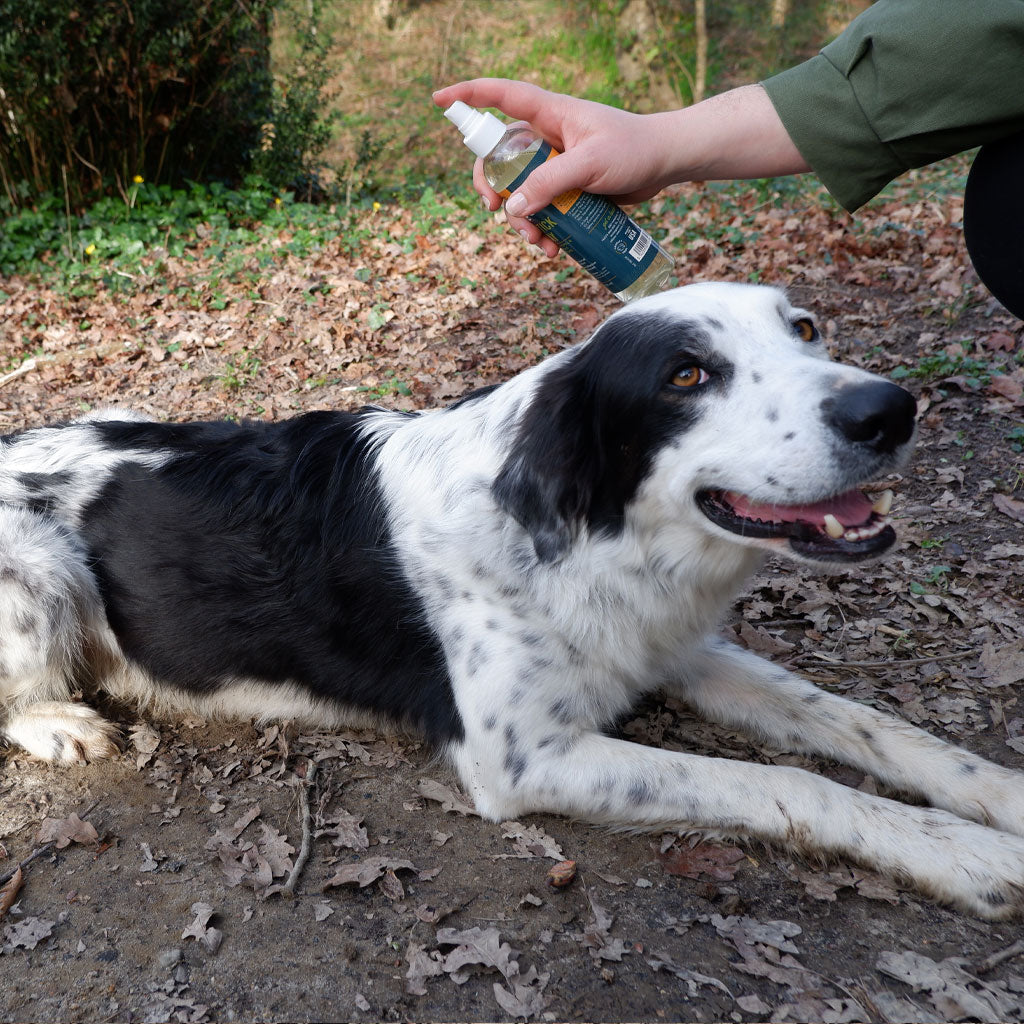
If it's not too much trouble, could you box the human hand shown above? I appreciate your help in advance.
[433,79,676,257]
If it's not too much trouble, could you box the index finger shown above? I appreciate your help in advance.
[432,79,568,148]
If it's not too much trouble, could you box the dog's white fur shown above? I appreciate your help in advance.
[2,282,1023,919]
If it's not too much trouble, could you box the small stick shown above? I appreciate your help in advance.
[281,761,318,896]
[0,844,54,888]
[793,650,974,670]
[976,937,1024,974]
[0,799,99,887]
[0,359,37,390]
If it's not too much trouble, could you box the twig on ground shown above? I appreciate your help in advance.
[281,761,318,896]
[0,799,99,887]
[793,650,974,670]
[0,358,37,389]
[975,938,1024,974]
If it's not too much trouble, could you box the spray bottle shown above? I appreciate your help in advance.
[443,101,674,303]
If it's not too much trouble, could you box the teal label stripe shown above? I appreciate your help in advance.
[507,142,658,293]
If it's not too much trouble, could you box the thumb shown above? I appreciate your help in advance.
[504,150,590,218]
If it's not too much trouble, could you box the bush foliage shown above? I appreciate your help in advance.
[0,0,333,210]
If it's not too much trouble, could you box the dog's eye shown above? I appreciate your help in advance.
[670,366,709,388]
[793,318,817,342]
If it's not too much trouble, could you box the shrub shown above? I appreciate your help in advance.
[0,0,335,211]
[252,0,338,202]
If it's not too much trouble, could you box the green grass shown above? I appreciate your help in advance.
[0,174,497,303]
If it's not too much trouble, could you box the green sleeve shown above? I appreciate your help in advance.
[762,0,1024,211]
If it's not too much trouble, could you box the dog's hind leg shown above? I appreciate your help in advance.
[666,636,1024,838]
[0,507,118,763]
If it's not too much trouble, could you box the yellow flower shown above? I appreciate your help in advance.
[132,175,144,184]
[372,201,382,212]
[274,197,282,205]
[85,244,96,255]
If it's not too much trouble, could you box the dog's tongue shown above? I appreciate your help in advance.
[724,489,874,527]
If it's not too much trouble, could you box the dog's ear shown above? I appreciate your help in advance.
[492,349,612,565]
[492,403,593,564]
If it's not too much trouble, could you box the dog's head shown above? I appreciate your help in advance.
[493,282,916,566]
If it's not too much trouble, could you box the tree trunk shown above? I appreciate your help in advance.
[694,0,708,103]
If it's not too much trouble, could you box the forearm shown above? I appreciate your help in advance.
[651,84,810,184]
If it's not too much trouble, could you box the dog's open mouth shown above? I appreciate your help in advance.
[696,487,895,561]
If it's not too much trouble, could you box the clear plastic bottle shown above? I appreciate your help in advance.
[444,101,674,303]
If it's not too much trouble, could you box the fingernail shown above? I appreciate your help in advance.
[518,229,531,243]
[506,193,527,217]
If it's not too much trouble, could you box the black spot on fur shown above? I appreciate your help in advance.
[549,698,575,725]
[82,413,464,745]
[537,732,577,756]
[503,724,528,786]
[483,714,497,731]
[765,408,779,423]
[751,371,762,384]
[627,780,655,807]
[959,761,979,775]
[783,431,796,441]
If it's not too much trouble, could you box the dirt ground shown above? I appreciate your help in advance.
[2,183,1024,1022]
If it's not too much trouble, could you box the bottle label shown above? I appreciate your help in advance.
[501,141,659,293]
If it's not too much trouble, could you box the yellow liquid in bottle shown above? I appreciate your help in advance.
[483,126,674,303]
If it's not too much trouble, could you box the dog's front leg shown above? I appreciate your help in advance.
[452,728,1024,919]
[663,637,1024,837]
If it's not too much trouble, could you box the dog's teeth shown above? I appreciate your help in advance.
[872,489,893,516]
[823,514,844,539]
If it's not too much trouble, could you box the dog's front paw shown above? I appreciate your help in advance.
[2,702,121,764]
[917,819,1024,920]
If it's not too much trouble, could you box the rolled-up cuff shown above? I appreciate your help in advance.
[762,56,905,212]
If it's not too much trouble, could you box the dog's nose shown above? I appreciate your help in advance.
[822,381,917,453]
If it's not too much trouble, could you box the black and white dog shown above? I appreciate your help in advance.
[2,283,1023,917]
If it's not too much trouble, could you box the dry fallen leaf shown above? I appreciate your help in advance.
[580,892,630,962]
[317,806,368,851]
[0,867,24,920]
[130,722,161,754]
[415,778,478,816]
[981,641,1024,687]
[877,949,1024,1021]
[3,915,55,951]
[35,812,99,849]
[322,856,418,890]
[500,821,564,861]
[182,902,223,954]
[659,841,745,881]
[993,493,1024,523]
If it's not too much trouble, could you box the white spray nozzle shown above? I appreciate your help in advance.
[444,101,507,159]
